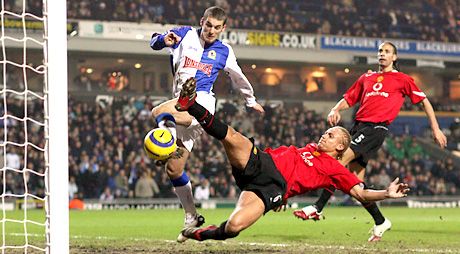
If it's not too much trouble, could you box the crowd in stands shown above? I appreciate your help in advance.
[2,95,459,203]
[64,0,459,43]
[401,97,460,113]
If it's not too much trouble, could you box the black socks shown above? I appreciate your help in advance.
[362,201,385,225]
[187,102,228,140]
[314,185,336,212]
[199,220,239,240]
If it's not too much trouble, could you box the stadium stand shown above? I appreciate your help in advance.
[2,0,459,203]
[64,0,459,43]
[2,96,459,200]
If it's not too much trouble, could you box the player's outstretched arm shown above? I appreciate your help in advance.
[150,31,182,50]
[349,178,409,202]
[327,99,350,126]
[420,98,447,148]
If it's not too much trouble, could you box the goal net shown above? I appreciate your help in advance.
[1,0,68,253]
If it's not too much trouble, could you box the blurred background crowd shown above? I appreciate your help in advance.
[65,0,459,42]
[1,0,459,204]
[2,96,459,201]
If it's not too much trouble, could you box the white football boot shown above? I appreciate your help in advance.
[368,218,392,242]
[177,213,205,243]
[293,205,323,221]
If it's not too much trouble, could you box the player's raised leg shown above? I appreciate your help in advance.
[175,77,260,242]
[175,77,253,170]
[152,98,194,127]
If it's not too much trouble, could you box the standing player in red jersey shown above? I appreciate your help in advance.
[294,41,447,242]
[173,77,409,242]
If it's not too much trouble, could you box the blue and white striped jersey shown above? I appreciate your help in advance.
[150,26,257,107]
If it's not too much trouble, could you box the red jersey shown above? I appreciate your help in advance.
[265,143,362,200]
[344,71,426,125]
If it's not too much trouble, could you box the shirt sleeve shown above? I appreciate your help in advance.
[343,74,365,107]
[223,44,257,107]
[150,33,166,50]
[403,75,426,104]
[329,167,363,195]
[150,26,192,50]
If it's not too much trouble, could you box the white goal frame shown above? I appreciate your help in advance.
[45,0,69,253]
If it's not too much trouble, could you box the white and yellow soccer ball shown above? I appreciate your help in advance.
[143,128,177,160]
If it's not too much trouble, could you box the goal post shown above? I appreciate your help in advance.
[45,0,69,253]
[0,0,69,252]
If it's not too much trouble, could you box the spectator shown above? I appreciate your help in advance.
[69,176,78,200]
[135,170,160,198]
[6,147,21,170]
[100,186,115,201]
[69,193,85,210]
[194,178,210,201]
[114,169,129,198]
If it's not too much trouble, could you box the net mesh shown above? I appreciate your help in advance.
[1,0,48,252]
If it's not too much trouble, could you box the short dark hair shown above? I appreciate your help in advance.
[203,6,227,25]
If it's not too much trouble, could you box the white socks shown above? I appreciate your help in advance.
[174,182,196,215]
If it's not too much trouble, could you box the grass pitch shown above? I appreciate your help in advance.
[3,207,460,253]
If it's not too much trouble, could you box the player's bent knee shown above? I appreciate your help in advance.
[226,127,242,141]
[151,106,162,118]
[165,162,182,179]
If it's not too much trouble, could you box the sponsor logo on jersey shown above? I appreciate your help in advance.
[300,151,314,166]
[373,82,383,91]
[365,79,389,98]
[184,56,213,76]
[207,50,216,60]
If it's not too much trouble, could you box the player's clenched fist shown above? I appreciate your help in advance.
[164,32,182,47]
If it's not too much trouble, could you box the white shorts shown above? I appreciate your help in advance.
[177,91,216,152]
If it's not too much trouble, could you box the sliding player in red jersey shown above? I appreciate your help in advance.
[294,41,447,242]
[173,77,409,242]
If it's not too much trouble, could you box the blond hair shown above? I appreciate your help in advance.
[332,126,351,160]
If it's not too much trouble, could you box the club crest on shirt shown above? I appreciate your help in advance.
[207,50,216,60]
[377,76,384,82]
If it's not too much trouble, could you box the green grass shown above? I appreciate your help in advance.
[2,207,460,253]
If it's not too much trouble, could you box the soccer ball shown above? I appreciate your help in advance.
[143,128,177,160]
